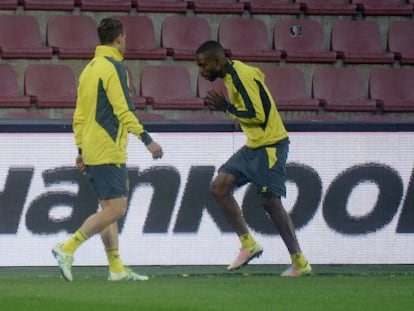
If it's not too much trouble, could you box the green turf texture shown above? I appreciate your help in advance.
[0,265,413,311]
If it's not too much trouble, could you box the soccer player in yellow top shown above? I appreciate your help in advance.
[52,18,163,281]
[195,40,312,276]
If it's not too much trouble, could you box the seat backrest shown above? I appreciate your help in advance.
[140,65,193,99]
[135,0,188,13]
[113,16,158,51]
[0,15,43,48]
[274,18,326,53]
[388,20,414,55]
[24,0,75,10]
[353,0,407,5]
[46,15,98,51]
[79,0,132,11]
[24,64,77,98]
[0,64,20,97]
[218,18,272,52]
[161,16,211,54]
[369,68,414,102]
[331,20,385,54]
[312,67,366,101]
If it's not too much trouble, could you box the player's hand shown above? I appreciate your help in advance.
[146,141,163,159]
[205,90,227,111]
[76,155,86,175]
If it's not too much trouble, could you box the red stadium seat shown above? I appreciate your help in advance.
[388,20,414,64]
[24,64,77,109]
[0,15,52,59]
[331,20,394,64]
[46,15,98,59]
[140,65,204,110]
[189,0,245,14]
[261,66,319,111]
[134,0,188,13]
[78,0,132,11]
[312,67,377,112]
[369,68,414,112]
[298,0,357,15]
[23,0,75,10]
[242,0,301,14]
[352,0,413,16]
[161,16,212,60]
[126,66,146,109]
[113,16,167,60]
[273,18,337,63]
[196,74,229,103]
[218,18,281,62]
[0,64,31,108]
[0,0,19,9]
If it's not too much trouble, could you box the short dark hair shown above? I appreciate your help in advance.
[97,18,124,45]
[196,40,225,55]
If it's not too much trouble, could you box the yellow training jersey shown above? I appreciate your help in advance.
[73,45,150,165]
[223,60,288,148]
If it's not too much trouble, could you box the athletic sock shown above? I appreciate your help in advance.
[291,252,308,268]
[61,230,87,254]
[106,249,124,273]
[239,233,256,249]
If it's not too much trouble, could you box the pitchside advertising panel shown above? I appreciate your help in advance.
[0,131,413,266]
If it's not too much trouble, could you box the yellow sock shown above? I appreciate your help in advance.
[291,252,308,268]
[239,233,256,249]
[61,230,87,254]
[106,249,124,273]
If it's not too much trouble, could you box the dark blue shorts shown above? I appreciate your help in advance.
[219,138,289,198]
[85,164,129,200]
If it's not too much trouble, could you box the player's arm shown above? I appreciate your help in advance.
[73,80,85,154]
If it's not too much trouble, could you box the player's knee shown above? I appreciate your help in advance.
[210,180,228,199]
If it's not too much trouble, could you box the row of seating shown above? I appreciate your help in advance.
[3,1,414,16]
[1,63,413,112]
[0,14,413,64]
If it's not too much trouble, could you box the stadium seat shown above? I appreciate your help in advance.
[298,0,357,15]
[126,66,146,109]
[188,0,245,14]
[312,67,377,112]
[78,0,132,11]
[261,66,319,111]
[218,18,281,62]
[388,20,414,64]
[24,64,77,109]
[0,64,31,108]
[369,68,414,112]
[0,0,19,9]
[46,15,98,59]
[140,65,204,110]
[23,0,76,10]
[0,15,52,59]
[241,0,301,14]
[161,16,211,60]
[134,0,188,13]
[273,18,337,63]
[113,16,167,60]
[3,111,51,119]
[196,74,229,103]
[352,0,413,16]
[331,20,394,64]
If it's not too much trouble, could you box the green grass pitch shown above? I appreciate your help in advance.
[0,265,413,311]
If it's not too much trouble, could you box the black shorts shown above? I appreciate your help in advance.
[85,164,129,200]
[219,138,289,198]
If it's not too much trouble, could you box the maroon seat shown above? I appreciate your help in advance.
[24,64,77,109]
[134,0,188,13]
[298,0,357,15]
[0,15,52,59]
[189,0,245,14]
[352,0,413,16]
[331,20,394,64]
[47,15,98,59]
[242,0,300,14]
[388,20,414,65]
[0,0,19,9]
[126,66,146,109]
[261,66,319,111]
[218,18,281,62]
[23,0,75,10]
[161,16,211,60]
[274,18,336,63]
[78,0,132,11]
[140,65,204,110]
[113,16,167,60]
[0,64,31,108]
[369,68,414,112]
[312,67,377,112]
